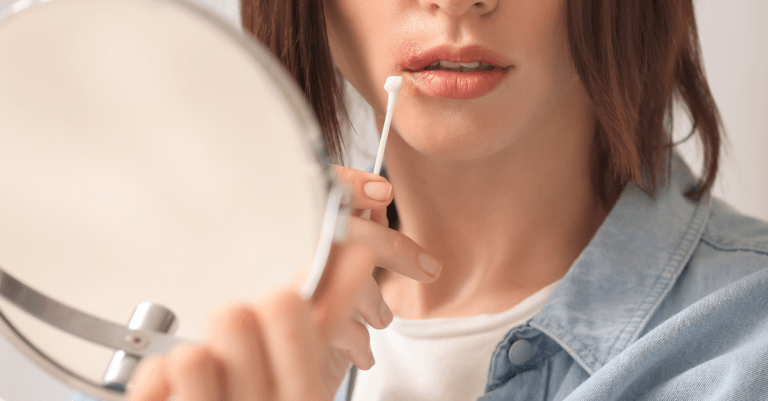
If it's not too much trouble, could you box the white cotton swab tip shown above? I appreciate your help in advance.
[384,76,403,97]
[361,76,402,221]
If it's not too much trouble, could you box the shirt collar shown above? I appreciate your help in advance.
[530,149,714,374]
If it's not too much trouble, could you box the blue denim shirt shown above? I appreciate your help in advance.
[334,150,768,401]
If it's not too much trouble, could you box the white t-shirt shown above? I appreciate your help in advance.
[350,279,561,401]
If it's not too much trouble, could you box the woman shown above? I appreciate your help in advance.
[127,0,768,400]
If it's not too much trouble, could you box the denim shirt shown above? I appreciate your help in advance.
[334,150,768,401]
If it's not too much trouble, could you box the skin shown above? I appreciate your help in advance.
[128,0,625,398]
[324,0,621,319]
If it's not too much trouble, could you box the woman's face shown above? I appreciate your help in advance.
[323,0,585,161]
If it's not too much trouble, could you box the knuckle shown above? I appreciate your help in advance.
[258,287,308,323]
[169,344,217,377]
[209,303,258,336]
[334,165,358,187]
[388,229,409,255]
[263,286,304,310]
[333,164,347,177]
[332,164,347,180]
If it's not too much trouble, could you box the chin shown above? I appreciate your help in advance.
[395,125,505,162]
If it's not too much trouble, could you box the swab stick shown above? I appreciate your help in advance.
[361,76,402,221]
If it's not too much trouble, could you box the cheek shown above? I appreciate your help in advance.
[323,0,390,107]
[505,0,571,84]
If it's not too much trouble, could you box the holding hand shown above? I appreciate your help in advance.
[127,239,375,401]
[126,165,442,400]
[320,165,442,375]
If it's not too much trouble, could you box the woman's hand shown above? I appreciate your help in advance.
[126,165,442,400]
[126,239,376,401]
[305,165,442,389]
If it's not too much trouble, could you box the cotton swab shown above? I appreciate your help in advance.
[361,76,402,221]
[301,76,403,300]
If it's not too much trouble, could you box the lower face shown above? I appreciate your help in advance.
[323,0,585,161]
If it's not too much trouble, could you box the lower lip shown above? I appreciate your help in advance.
[407,69,510,100]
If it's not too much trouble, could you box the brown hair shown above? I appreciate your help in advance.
[241,0,725,205]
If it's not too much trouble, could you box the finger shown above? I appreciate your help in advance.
[347,215,442,283]
[331,317,375,371]
[321,347,354,387]
[166,343,224,401]
[310,239,376,339]
[369,207,389,228]
[333,165,393,209]
[206,303,271,401]
[355,275,393,330]
[352,207,389,231]
[126,355,170,401]
[254,288,328,400]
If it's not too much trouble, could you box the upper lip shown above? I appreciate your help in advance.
[398,44,513,72]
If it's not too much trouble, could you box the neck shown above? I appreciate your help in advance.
[376,83,622,320]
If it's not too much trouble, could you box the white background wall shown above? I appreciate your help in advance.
[675,0,768,222]
[0,0,765,400]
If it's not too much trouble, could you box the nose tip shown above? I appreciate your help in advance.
[421,0,498,17]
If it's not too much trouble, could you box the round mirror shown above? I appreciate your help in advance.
[0,0,350,399]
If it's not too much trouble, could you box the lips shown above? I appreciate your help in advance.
[398,44,513,72]
[396,43,513,100]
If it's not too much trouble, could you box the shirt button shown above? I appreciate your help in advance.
[508,339,532,365]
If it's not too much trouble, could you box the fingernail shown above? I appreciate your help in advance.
[379,302,393,326]
[419,252,442,277]
[364,181,392,202]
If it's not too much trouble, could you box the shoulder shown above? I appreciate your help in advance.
[642,197,768,334]
[689,196,768,285]
[684,195,768,285]
[573,264,768,400]
[584,200,768,399]
[701,197,768,255]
